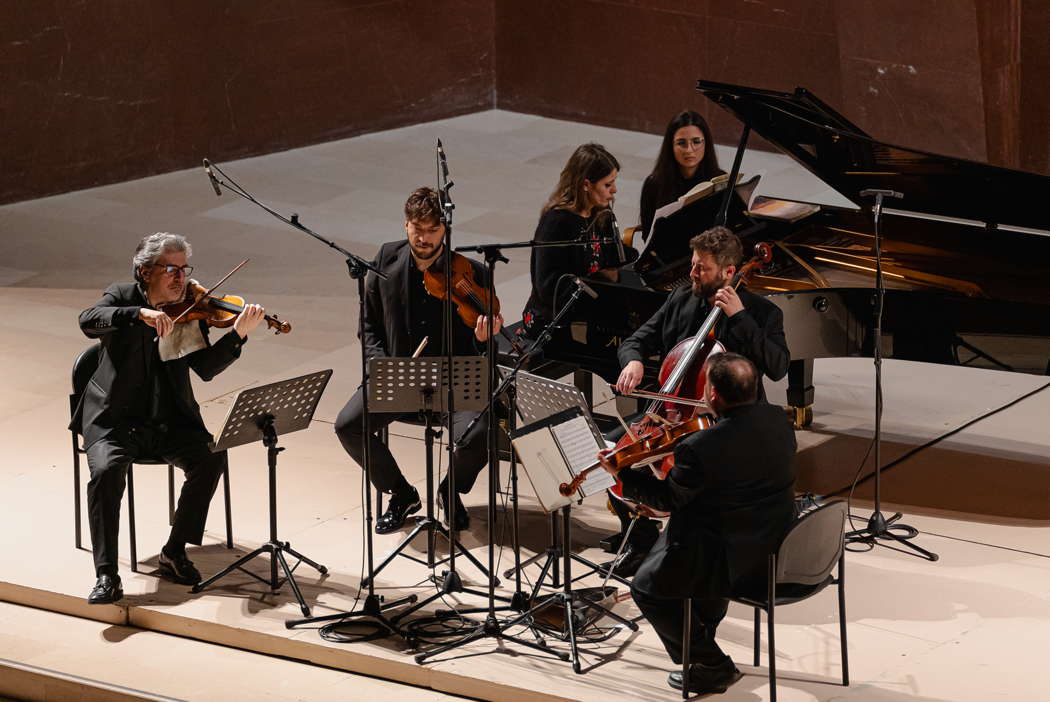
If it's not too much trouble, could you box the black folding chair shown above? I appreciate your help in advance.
[71,344,233,572]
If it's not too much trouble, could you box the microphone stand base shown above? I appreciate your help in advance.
[845,510,938,561]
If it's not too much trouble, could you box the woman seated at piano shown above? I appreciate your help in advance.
[520,143,634,364]
[638,110,724,241]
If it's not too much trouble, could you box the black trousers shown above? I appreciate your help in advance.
[334,388,488,495]
[86,426,225,577]
[631,583,731,667]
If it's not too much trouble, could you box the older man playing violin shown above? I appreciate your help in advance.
[607,353,796,696]
[72,232,265,604]
[334,186,502,536]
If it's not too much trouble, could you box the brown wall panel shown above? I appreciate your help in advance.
[5,0,1048,205]
[836,0,986,162]
[1019,0,1050,175]
[496,0,1049,176]
[977,0,1021,168]
[495,0,842,148]
[496,0,712,136]
[702,12,842,145]
[0,0,495,204]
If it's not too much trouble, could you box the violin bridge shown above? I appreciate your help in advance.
[646,412,674,427]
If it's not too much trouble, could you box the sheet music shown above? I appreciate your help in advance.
[550,414,599,473]
[510,424,574,512]
[550,414,616,497]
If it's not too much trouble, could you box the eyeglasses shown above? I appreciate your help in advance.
[674,137,705,149]
[152,264,194,276]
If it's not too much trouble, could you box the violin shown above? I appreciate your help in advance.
[160,280,291,334]
[422,251,521,351]
[586,242,773,517]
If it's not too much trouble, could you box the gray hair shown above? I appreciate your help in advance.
[132,232,191,282]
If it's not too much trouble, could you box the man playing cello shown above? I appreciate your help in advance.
[604,225,790,576]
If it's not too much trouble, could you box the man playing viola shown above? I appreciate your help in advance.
[334,187,502,535]
[605,226,790,576]
[608,353,797,695]
[73,232,266,604]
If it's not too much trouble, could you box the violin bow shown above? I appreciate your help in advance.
[168,258,250,324]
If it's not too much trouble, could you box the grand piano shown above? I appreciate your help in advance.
[522,80,1050,427]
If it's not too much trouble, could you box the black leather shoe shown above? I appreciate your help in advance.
[87,574,123,604]
[375,487,421,534]
[438,488,470,532]
[598,530,625,554]
[601,544,649,578]
[668,661,742,695]
[158,549,202,585]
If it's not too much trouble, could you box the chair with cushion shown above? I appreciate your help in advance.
[71,344,233,572]
[681,499,849,700]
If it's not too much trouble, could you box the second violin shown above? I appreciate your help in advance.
[422,250,520,351]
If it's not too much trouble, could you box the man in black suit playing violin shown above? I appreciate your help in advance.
[604,226,790,577]
[606,353,797,695]
[73,232,266,604]
[334,187,502,535]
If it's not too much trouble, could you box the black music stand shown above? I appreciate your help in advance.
[504,369,634,592]
[363,356,494,598]
[501,407,637,673]
[192,370,333,616]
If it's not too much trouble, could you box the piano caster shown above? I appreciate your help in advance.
[786,405,812,429]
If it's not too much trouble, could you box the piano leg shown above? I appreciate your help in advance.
[786,359,814,429]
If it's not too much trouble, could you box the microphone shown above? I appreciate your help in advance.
[202,158,222,197]
[574,276,599,299]
[436,139,450,182]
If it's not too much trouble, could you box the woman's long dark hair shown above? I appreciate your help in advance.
[648,111,720,207]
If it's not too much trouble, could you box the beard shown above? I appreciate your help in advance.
[692,271,726,299]
[410,241,443,262]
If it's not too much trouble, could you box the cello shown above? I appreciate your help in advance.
[559,242,773,516]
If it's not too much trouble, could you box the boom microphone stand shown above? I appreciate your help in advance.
[413,238,601,663]
[199,157,420,635]
[844,189,938,562]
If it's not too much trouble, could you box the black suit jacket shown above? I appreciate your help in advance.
[71,282,245,448]
[617,285,789,400]
[619,402,797,599]
[362,241,486,362]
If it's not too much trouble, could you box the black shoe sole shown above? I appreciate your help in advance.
[668,669,743,694]
[157,559,201,586]
[439,505,470,532]
[87,588,123,605]
[375,499,422,534]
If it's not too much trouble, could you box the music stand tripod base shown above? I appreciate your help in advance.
[192,370,334,616]
[504,370,633,591]
[366,356,511,620]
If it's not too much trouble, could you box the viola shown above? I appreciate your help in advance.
[160,280,291,334]
[422,251,521,352]
[558,414,712,498]
[597,242,773,517]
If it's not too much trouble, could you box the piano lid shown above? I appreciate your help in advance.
[696,80,1050,234]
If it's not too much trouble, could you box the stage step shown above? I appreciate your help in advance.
[0,601,463,702]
